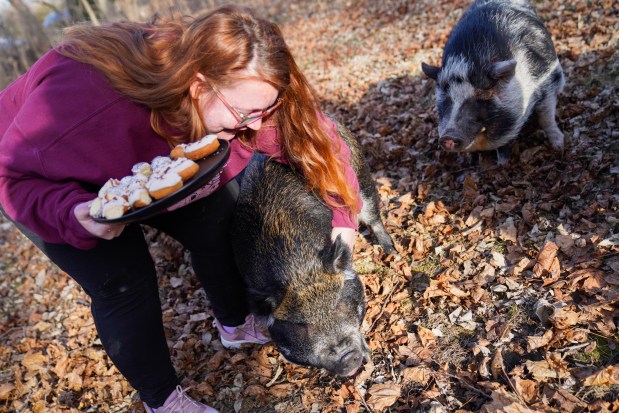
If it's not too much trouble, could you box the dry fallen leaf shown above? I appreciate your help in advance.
[366,383,401,411]
[491,348,506,381]
[525,359,572,381]
[417,326,438,347]
[533,241,560,279]
[401,365,434,384]
[481,388,537,413]
[0,383,15,400]
[549,305,580,329]
[582,364,619,387]
[497,218,518,243]
[526,329,553,352]
[1,0,617,411]
[513,377,538,404]
[21,352,47,373]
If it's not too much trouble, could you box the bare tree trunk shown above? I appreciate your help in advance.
[78,0,100,24]
[7,0,51,59]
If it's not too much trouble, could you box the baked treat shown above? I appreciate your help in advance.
[169,157,199,181]
[171,134,219,160]
[89,197,103,218]
[151,156,172,170]
[146,170,183,199]
[101,197,130,219]
[89,194,130,220]
[90,148,206,220]
[131,161,152,177]
[124,176,152,208]
[98,178,120,198]
[170,145,185,160]
[128,186,152,208]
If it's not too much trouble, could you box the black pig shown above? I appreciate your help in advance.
[231,122,394,376]
[422,0,565,162]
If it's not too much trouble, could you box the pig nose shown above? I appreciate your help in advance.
[440,137,463,151]
[339,350,364,375]
[439,132,463,151]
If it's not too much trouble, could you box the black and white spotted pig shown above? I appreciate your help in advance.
[422,0,565,161]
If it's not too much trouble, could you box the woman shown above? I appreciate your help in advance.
[0,6,361,412]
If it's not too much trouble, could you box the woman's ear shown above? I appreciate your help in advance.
[189,73,207,100]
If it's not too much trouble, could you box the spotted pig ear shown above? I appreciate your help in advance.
[488,59,517,82]
[421,62,441,81]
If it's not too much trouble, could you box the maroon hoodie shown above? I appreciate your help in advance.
[0,50,359,249]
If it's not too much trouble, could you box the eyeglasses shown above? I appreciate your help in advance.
[210,84,282,129]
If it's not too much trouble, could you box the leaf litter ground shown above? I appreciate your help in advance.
[0,0,618,412]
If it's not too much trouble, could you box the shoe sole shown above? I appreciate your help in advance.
[220,336,269,349]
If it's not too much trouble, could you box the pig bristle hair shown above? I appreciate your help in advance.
[344,269,357,280]
[439,55,469,84]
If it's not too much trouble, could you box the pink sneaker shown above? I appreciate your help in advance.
[143,386,219,413]
[213,313,271,349]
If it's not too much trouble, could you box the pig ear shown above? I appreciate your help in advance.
[247,287,279,314]
[421,62,441,80]
[322,235,352,273]
[488,59,517,82]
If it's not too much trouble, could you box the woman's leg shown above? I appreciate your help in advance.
[146,180,249,326]
[4,216,178,408]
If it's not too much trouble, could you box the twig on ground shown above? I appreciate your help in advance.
[367,279,402,333]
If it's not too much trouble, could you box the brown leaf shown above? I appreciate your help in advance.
[521,202,536,226]
[526,329,553,352]
[0,383,15,401]
[417,326,437,347]
[513,377,538,404]
[533,241,560,279]
[582,365,619,386]
[491,349,505,380]
[401,365,433,384]
[207,349,227,371]
[366,383,401,411]
[32,400,45,413]
[525,359,571,381]
[268,383,295,398]
[543,387,586,412]
[195,382,216,397]
[555,234,574,254]
[21,351,47,373]
[481,388,535,412]
[549,306,580,329]
[65,371,83,391]
[353,358,374,387]
[498,218,518,243]
[465,206,484,227]
[462,174,478,201]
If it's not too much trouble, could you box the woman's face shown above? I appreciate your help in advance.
[192,77,279,141]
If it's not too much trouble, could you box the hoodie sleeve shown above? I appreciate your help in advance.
[0,175,99,249]
[0,50,170,249]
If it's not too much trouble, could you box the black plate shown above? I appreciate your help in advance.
[92,139,230,224]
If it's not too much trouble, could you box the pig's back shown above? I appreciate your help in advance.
[232,154,333,287]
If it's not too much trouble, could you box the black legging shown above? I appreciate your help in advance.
[2,179,249,407]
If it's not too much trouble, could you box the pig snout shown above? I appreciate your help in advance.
[439,129,465,151]
[337,349,367,376]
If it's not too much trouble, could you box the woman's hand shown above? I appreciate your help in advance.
[331,227,356,252]
[74,201,126,240]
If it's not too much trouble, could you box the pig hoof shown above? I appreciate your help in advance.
[496,146,511,165]
[546,130,564,151]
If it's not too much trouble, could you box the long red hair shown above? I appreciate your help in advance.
[58,6,360,215]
